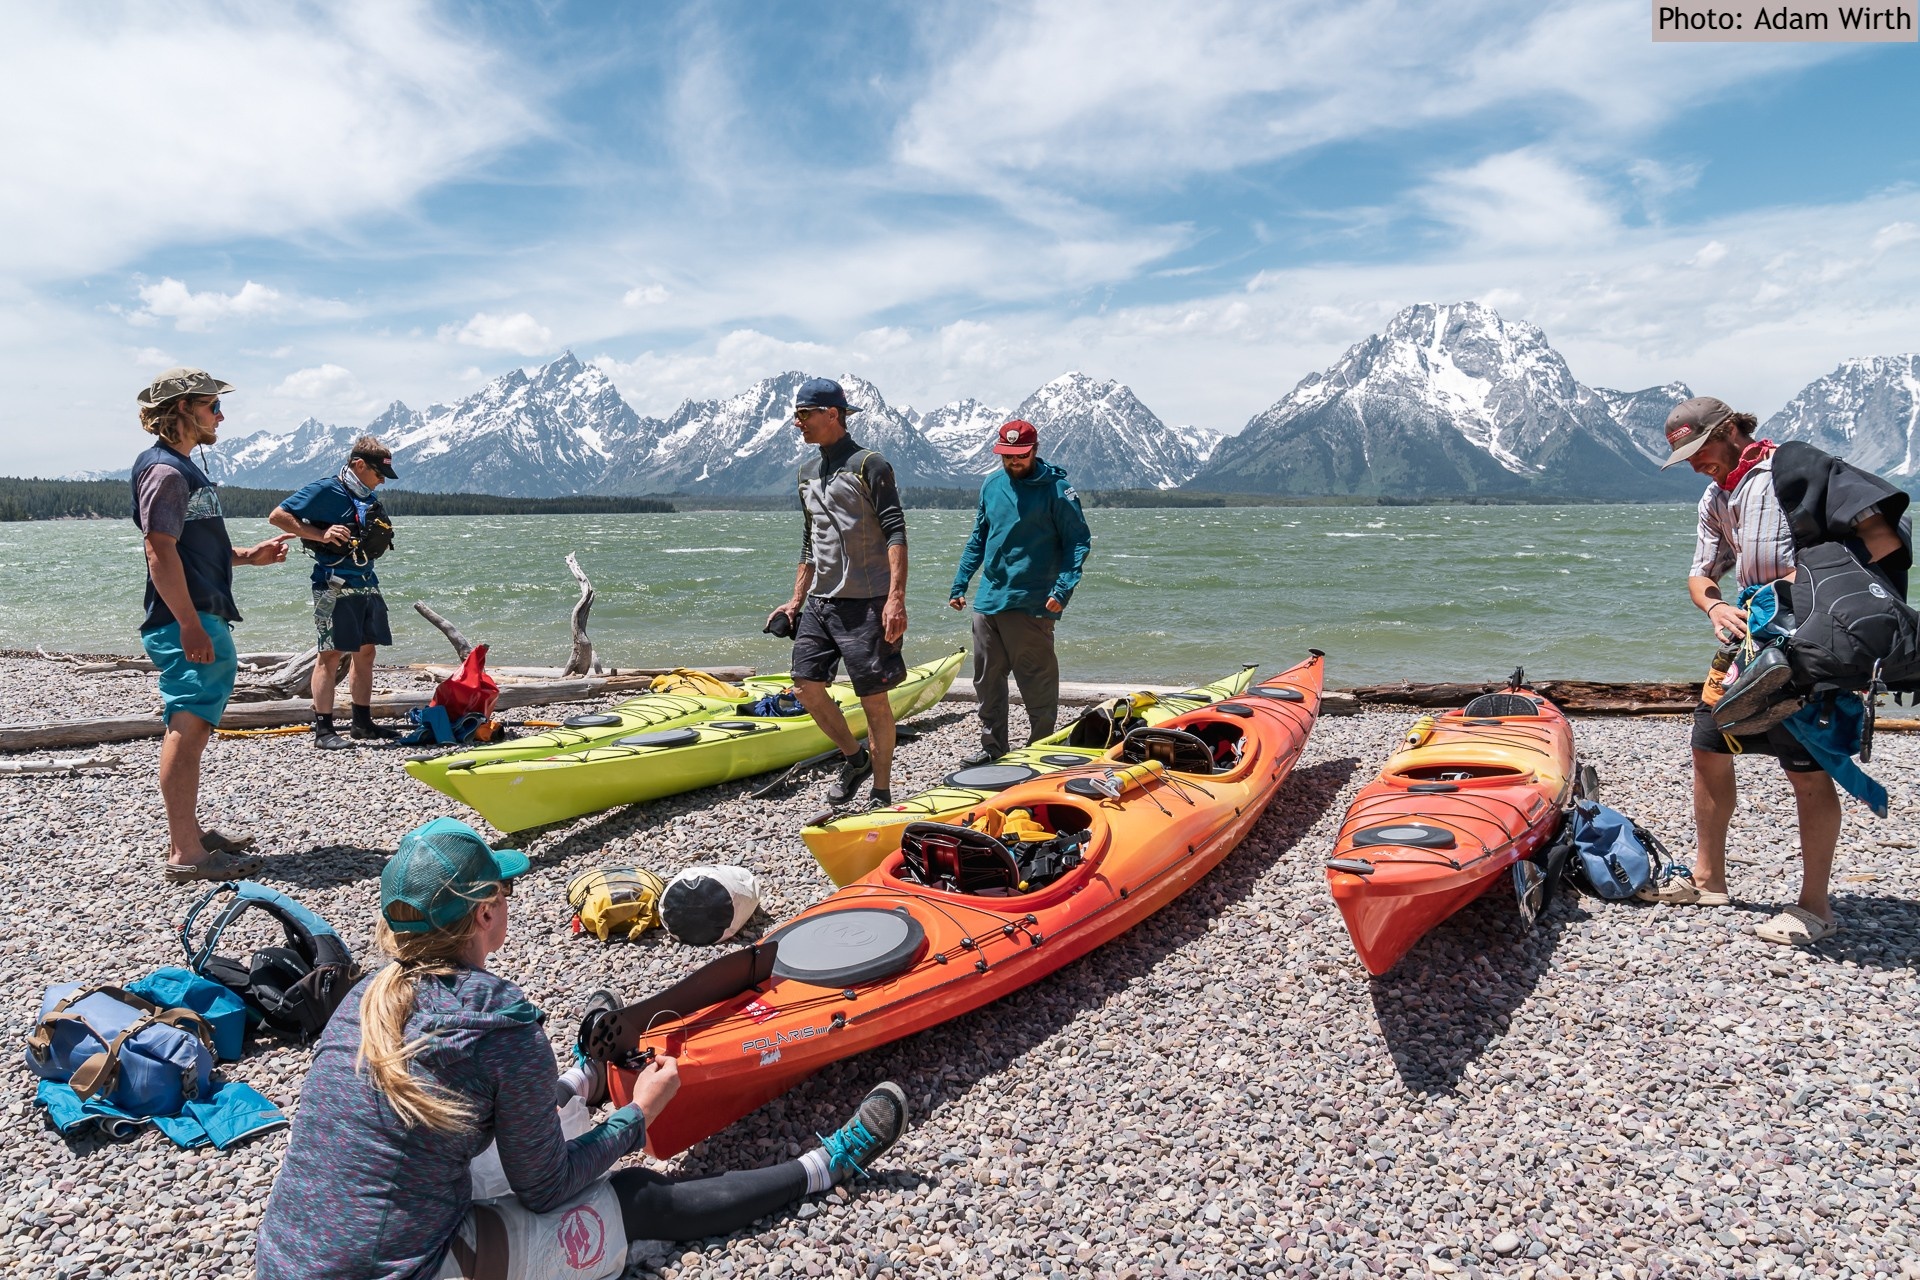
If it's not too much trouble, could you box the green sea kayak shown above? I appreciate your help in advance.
[407,672,811,799]
[442,651,966,832]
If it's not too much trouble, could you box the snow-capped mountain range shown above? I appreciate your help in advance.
[77,309,1918,498]
[1193,302,1701,498]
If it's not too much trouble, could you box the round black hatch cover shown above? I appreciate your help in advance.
[1038,753,1090,767]
[1216,703,1254,718]
[616,727,702,748]
[944,763,1041,791]
[564,713,623,728]
[1352,823,1457,850]
[1407,781,1461,794]
[1248,687,1305,702]
[709,720,768,732]
[771,908,926,987]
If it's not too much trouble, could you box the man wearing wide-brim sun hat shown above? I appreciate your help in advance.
[1645,394,1908,947]
[132,367,294,885]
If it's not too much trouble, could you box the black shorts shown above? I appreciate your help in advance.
[313,587,393,653]
[791,595,906,697]
[1690,703,1823,773]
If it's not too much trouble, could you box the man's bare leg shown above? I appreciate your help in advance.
[349,644,376,706]
[795,680,859,755]
[1690,748,1737,894]
[1785,769,1841,922]
[311,649,344,715]
[859,691,897,792]
[159,712,214,866]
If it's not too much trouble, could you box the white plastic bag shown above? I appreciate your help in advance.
[470,1095,592,1201]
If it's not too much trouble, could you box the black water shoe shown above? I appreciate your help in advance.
[959,749,997,768]
[827,748,872,805]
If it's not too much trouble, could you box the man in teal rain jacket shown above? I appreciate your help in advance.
[948,420,1093,765]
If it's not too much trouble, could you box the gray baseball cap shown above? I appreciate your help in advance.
[137,367,235,409]
[1660,396,1734,468]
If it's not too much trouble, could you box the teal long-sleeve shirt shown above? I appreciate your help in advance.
[950,460,1092,616]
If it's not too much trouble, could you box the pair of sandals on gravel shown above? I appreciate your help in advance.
[1637,866,1840,945]
[161,829,263,884]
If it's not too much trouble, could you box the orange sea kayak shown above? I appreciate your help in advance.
[1326,686,1573,976]
[583,652,1325,1157]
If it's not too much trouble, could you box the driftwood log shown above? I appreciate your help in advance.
[562,553,597,677]
[0,752,122,775]
[1345,679,1700,715]
[414,602,473,659]
[0,679,609,753]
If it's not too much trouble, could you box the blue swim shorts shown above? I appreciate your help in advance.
[141,611,239,728]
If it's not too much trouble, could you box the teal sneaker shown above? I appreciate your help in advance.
[816,1082,908,1182]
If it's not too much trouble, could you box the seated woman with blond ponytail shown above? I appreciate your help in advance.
[255,818,908,1280]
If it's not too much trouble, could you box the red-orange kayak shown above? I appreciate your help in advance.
[1326,688,1573,976]
[585,653,1325,1156]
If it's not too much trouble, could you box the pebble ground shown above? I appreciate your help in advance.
[1,652,1916,1280]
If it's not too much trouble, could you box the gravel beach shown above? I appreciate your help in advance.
[2,652,1916,1280]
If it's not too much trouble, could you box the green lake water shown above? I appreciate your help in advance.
[0,505,1714,686]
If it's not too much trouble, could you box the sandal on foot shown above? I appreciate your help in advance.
[201,829,255,854]
[1755,905,1839,946]
[1635,865,1731,906]
[162,848,263,884]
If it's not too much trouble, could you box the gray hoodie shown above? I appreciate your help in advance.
[254,967,641,1280]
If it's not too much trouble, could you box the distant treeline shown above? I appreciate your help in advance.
[0,478,673,522]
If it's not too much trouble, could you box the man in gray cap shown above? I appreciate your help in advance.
[1645,395,1905,945]
[765,377,910,808]
[131,368,293,882]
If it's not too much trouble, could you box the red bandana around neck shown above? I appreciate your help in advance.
[1721,439,1775,492]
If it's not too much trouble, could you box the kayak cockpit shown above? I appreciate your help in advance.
[891,801,1103,898]
[1117,722,1247,775]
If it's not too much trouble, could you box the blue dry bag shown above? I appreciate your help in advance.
[1568,801,1669,900]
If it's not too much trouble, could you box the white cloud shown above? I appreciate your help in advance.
[593,329,837,415]
[442,312,555,355]
[0,2,540,277]
[623,284,671,307]
[1873,222,1920,255]
[1419,149,1619,250]
[135,279,285,331]
[129,346,175,369]
[274,364,365,404]
[894,0,1845,198]
[1691,241,1728,269]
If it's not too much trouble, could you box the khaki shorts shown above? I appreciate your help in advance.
[433,1180,626,1280]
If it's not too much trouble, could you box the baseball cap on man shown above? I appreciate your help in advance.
[380,817,529,933]
[1660,396,1735,468]
[137,367,235,408]
[793,378,860,414]
[992,419,1038,456]
[352,445,399,480]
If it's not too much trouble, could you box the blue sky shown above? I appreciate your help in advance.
[6,0,1918,476]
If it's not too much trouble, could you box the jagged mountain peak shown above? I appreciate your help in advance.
[1766,354,1920,477]
[1013,372,1203,490]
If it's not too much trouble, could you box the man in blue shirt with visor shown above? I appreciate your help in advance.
[949,419,1092,766]
[270,435,401,749]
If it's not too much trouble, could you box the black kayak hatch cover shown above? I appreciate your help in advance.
[1351,823,1457,850]
[944,763,1041,791]
[564,713,624,728]
[708,720,770,732]
[616,727,703,749]
[1248,687,1305,702]
[1037,753,1090,767]
[770,908,926,987]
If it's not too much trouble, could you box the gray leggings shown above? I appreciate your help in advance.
[611,1162,809,1240]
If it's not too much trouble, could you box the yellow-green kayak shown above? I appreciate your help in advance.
[803,664,1258,886]
[407,673,810,799]
[443,651,966,832]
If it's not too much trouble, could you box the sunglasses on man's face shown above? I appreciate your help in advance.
[204,399,222,415]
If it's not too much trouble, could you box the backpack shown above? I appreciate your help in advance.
[1567,802,1669,900]
[1784,542,1920,695]
[352,496,394,560]
[179,882,360,1042]
[24,984,215,1116]
[567,866,666,942]
[432,644,501,721]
